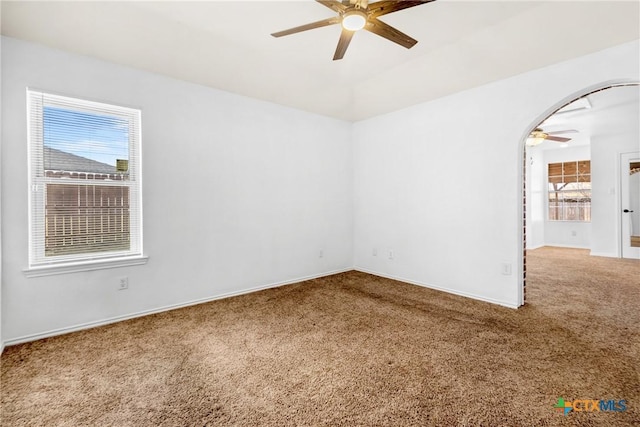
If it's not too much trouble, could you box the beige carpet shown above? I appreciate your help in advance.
[1,247,639,426]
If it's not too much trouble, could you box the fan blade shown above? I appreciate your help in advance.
[333,28,355,60]
[369,0,433,18]
[365,17,417,49]
[547,136,571,143]
[316,0,348,14]
[271,16,341,38]
[547,129,579,135]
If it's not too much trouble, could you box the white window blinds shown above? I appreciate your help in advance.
[27,89,143,267]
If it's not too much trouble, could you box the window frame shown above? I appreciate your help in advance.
[547,160,591,222]
[25,89,146,276]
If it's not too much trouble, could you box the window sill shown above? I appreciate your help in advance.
[23,256,149,278]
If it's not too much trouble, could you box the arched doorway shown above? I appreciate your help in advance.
[520,82,640,305]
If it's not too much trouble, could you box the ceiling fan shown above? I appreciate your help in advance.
[526,128,578,147]
[271,0,434,60]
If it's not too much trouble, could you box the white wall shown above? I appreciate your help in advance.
[1,37,353,343]
[591,134,640,257]
[0,8,4,353]
[542,145,592,249]
[544,221,591,249]
[2,36,639,345]
[353,40,640,308]
[526,148,545,249]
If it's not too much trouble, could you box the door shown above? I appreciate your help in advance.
[621,152,640,259]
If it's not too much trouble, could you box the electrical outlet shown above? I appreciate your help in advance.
[389,250,394,260]
[373,248,377,256]
[571,230,577,237]
[118,277,129,290]
[501,263,512,276]
[319,249,324,258]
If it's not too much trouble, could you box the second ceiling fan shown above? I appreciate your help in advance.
[271,0,434,60]
[526,128,578,147]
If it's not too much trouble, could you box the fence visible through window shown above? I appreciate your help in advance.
[45,183,130,256]
[548,201,591,221]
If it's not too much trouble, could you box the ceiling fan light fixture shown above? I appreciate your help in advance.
[342,10,367,31]
[527,131,547,147]
[526,136,545,147]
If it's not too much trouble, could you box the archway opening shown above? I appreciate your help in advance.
[520,82,640,305]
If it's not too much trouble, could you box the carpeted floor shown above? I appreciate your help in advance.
[1,247,639,426]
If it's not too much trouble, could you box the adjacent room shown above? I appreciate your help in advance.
[1,1,639,425]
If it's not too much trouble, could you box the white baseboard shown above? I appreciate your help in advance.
[589,251,619,258]
[526,244,545,250]
[354,267,519,309]
[543,243,590,250]
[3,268,353,348]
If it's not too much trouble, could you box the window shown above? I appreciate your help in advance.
[27,90,143,269]
[548,160,591,221]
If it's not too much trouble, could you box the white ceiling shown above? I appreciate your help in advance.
[535,84,640,150]
[1,0,639,121]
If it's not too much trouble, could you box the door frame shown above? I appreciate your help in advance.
[620,151,640,259]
